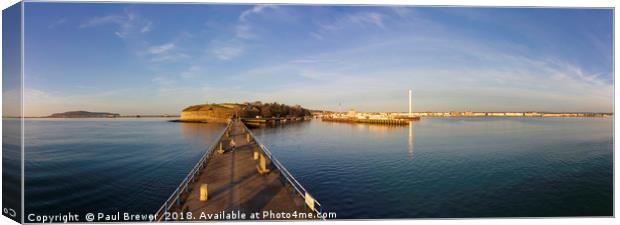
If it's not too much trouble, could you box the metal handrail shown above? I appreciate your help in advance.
[241,123,325,219]
[154,121,232,221]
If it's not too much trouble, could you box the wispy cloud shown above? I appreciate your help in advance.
[28,6,612,115]
[48,18,67,29]
[310,32,324,40]
[79,10,152,39]
[310,11,388,40]
[151,77,170,85]
[319,11,386,32]
[391,7,414,18]
[239,5,278,22]
[151,76,181,94]
[289,58,338,64]
[149,52,189,62]
[211,45,244,60]
[141,21,153,33]
[79,15,125,28]
[140,41,189,62]
[225,31,613,112]
[148,42,175,55]
[235,24,255,39]
[347,12,385,28]
[180,65,202,79]
[235,5,279,39]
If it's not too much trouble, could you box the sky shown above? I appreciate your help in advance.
[2,2,21,117]
[20,3,613,116]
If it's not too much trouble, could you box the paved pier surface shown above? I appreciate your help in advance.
[171,120,310,220]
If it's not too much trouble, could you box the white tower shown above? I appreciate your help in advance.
[408,89,412,117]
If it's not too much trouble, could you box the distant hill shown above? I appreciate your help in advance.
[48,111,120,118]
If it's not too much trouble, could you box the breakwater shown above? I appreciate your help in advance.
[321,117,411,125]
[410,112,613,117]
[316,112,612,119]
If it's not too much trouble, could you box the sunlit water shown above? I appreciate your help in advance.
[252,117,613,218]
[23,118,225,215]
[19,117,612,218]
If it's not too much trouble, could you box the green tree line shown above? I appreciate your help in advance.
[239,101,311,118]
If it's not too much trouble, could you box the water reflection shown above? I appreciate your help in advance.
[253,118,613,218]
[179,122,225,146]
[408,122,414,159]
[318,120,417,158]
[25,119,226,215]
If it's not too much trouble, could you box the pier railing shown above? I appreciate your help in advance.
[154,121,232,221]
[241,122,325,220]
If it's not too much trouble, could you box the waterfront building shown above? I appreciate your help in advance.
[347,110,357,118]
[505,112,524,117]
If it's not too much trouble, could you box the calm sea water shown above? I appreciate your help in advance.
[23,118,225,215]
[252,117,613,218]
[21,117,612,218]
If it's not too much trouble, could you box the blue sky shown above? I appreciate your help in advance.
[22,3,613,116]
[2,2,21,117]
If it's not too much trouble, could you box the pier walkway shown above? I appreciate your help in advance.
[155,120,322,221]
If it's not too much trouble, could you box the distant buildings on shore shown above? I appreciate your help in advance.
[316,110,612,119]
[398,111,612,118]
[308,89,599,119]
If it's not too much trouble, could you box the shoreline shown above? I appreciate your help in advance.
[4,115,613,120]
[316,112,612,119]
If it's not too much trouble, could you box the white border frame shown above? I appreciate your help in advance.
[0,1,617,225]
